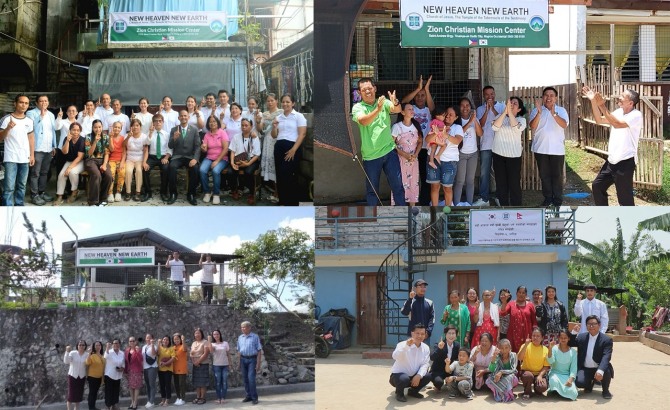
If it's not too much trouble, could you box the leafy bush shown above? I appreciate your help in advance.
[130,279,182,307]
[109,301,124,307]
[99,301,111,307]
[45,302,59,309]
[65,302,75,308]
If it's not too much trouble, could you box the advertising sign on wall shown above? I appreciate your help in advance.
[400,0,549,48]
[76,247,156,267]
[470,209,545,245]
[109,11,228,43]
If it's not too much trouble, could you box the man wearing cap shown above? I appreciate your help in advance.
[401,279,435,344]
[574,284,609,334]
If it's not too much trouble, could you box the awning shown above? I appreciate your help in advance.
[88,56,248,106]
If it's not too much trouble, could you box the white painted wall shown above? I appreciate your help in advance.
[509,5,586,87]
[270,0,314,56]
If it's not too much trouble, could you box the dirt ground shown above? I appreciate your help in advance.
[315,341,670,410]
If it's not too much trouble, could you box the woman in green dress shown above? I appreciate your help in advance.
[546,329,578,400]
[440,290,471,348]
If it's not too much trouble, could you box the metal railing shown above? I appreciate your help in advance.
[316,208,578,250]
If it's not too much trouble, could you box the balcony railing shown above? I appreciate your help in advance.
[316,208,577,250]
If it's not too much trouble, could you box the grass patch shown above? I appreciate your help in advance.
[637,154,670,205]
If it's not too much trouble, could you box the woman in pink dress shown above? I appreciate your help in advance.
[391,102,423,206]
[470,332,496,390]
[124,336,144,410]
[499,286,537,352]
[472,289,500,346]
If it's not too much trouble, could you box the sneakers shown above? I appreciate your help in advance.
[407,389,424,399]
[144,403,154,409]
[467,394,475,400]
[203,193,211,203]
[472,198,488,207]
[41,192,54,202]
[114,193,122,202]
[455,201,471,207]
[493,197,501,206]
[448,394,456,399]
[212,195,220,205]
[174,399,184,406]
[107,194,115,203]
[32,194,46,206]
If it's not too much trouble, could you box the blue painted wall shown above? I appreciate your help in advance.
[315,261,569,347]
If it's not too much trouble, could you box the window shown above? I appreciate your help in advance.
[326,206,378,223]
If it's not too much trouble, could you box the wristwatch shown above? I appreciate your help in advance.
[553,113,558,117]
[393,99,400,106]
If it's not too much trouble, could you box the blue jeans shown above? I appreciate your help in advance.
[212,365,229,399]
[199,158,227,194]
[2,162,29,206]
[362,149,406,206]
[240,356,258,400]
[479,149,493,201]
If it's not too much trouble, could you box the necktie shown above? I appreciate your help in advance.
[181,127,186,138]
[156,131,161,157]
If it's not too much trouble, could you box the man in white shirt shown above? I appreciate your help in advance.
[389,324,431,402]
[200,92,218,126]
[94,93,113,127]
[26,95,57,205]
[215,89,232,122]
[583,86,642,206]
[574,284,609,334]
[569,315,614,399]
[141,113,172,202]
[105,99,131,134]
[77,99,101,137]
[1,94,34,206]
[165,251,187,298]
[475,86,505,206]
[529,87,569,207]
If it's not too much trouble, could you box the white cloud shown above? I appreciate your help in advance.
[193,234,246,254]
[278,217,315,240]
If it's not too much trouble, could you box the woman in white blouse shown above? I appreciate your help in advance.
[491,97,527,206]
[123,118,149,201]
[208,329,233,404]
[271,94,307,205]
[132,97,154,136]
[64,340,89,410]
[104,339,125,410]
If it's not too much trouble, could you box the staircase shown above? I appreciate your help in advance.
[376,210,445,347]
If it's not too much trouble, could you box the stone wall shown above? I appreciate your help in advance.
[0,0,41,84]
[0,307,313,407]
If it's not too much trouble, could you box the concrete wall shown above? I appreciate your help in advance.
[0,308,312,407]
[0,0,42,87]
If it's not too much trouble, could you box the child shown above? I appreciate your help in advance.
[427,108,448,169]
[444,348,474,399]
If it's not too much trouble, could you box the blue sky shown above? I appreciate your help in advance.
[1,207,314,254]
[574,206,670,250]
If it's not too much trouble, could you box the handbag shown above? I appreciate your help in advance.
[234,152,249,163]
[144,346,156,365]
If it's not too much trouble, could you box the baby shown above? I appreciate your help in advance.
[427,109,448,169]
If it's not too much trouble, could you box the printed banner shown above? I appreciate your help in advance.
[400,0,549,48]
[470,209,545,245]
[76,247,156,267]
[109,11,228,43]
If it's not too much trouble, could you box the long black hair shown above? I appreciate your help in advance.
[395,102,424,139]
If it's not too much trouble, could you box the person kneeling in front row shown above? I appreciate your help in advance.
[389,324,431,402]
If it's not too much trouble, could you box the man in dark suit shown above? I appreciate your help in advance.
[167,110,200,205]
[569,314,614,399]
[429,325,461,391]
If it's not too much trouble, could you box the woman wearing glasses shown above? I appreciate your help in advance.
[64,340,89,410]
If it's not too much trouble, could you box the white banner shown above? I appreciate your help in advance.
[76,246,156,267]
[470,209,545,245]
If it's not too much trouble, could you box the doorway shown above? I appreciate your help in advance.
[447,270,480,300]
[356,272,384,345]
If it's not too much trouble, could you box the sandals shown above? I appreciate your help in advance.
[522,394,531,400]
[192,398,205,405]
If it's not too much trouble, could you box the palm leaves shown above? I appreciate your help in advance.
[638,212,670,232]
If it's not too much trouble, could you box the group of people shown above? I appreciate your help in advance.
[1,90,308,206]
[353,76,642,207]
[63,322,263,410]
[392,281,613,402]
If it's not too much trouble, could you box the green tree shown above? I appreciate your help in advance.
[230,227,314,320]
[0,213,60,307]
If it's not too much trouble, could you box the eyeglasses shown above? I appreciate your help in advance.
[587,323,599,327]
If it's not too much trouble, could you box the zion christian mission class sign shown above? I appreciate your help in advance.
[109,11,228,43]
[400,0,549,48]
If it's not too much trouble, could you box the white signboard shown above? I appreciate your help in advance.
[76,247,155,267]
[470,209,545,245]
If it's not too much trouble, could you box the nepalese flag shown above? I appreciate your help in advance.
[517,213,523,219]
[469,38,479,46]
